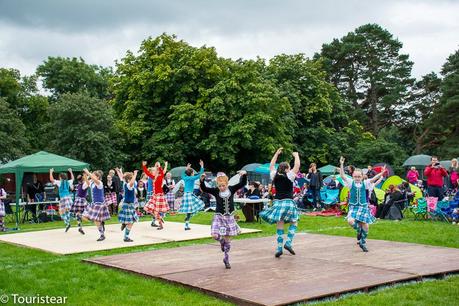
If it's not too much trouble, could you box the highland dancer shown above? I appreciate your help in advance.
[339,157,385,252]
[259,148,301,257]
[178,160,205,230]
[200,170,247,269]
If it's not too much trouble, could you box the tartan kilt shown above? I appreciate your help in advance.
[174,197,182,211]
[146,191,154,202]
[144,193,169,214]
[178,192,204,214]
[118,202,139,224]
[347,203,375,224]
[211,214,240,237]
[70,197,87,214]
[82,202,111,222]
[0,202,5,217]
[105,192,117,205]
[166,191,175,206]
[59,196,73,215]
[260,199,299,224]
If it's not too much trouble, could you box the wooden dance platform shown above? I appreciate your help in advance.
[0,221,259,255]
[86,233,459,305]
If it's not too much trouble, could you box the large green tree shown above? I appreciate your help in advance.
[112,34,293,171]
[0,68,49,151]
[317,24,414,135]
[46,92,124,170]
[431,49,459,157]
[0,97,29,162]
[37,57,112,100]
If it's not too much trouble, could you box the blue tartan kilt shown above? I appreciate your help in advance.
[118,202,139,224]
[59,196,73,214]
[260,199,299,224]
[178,192,204,214]
[347,203,375,224]
[82,202,110,222]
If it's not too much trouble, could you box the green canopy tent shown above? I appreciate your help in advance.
[318,165,338,176]
[0,151,89,229]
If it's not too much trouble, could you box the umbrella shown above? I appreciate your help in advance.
[440,160,451,169]
[169,166,195,179]
[318,164,338,176]
[402,155,432,167]
[254,163,278,175]
[241,163,262,172]
[229,174,241,185]
[373,163,394,177]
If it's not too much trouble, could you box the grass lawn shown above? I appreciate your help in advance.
[0,211,458,305]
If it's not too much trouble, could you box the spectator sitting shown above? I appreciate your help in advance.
[246,181,261,199]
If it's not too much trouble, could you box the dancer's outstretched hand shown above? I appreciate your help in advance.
[276,147,283,155]
[142,161,147,166]
[238,170,247,176]
[340,156,345,165]
[199,159,204,168]
[186,163,192,169]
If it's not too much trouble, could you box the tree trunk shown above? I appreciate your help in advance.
[370,84,378,135]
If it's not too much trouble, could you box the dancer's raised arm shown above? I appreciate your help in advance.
[270,147,283,172]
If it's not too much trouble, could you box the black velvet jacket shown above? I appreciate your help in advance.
[200,174,247,214]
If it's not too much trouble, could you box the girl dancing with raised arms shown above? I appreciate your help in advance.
[260,148,300,258]
[200,169,247,269]
[339,156,385,252]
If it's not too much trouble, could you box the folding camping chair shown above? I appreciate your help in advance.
[429,200,450,222]
[411,198,428,220]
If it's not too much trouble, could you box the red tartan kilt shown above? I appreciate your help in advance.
[144,194,169,214]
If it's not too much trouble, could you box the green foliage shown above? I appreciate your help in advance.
[0,97,29,162]
[46,92,125,170]
[112,34,294,170]
[37,56,112,100]
[318,24,414,135]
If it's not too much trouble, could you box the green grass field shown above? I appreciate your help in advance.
[1,212,458,306]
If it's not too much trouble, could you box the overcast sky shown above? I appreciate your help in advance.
[0,0,458,78]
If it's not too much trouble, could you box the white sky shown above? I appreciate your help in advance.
[0,0,458,78]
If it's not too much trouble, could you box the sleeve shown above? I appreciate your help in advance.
[287,170,296,182]
[157,166,164,179]
[230,174,248,192]
[270,170,276,180]
[424,166,432,176]
[53,180,61,187]
[68,179,74,189]
[200,179,217,196]
[82,182,89,190]
[441,167,448,176]
[342,176,353,189]
[172,180,184,194]
[94,181,104,189]
[142,164,156,179]
[364,179,373,190]
[125,182,134,190]
[190,167,205,180]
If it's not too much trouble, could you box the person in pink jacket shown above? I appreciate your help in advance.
[424,156,448,199]
[406,167,419,185]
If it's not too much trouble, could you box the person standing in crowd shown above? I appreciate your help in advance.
[449,159,459,190]
[424,156,448,199]
[406,167,420,185]
[0,186,6,231]
[26,174,44,222]
[109,169,122,208]
[104,174,117,215]
[306,163,322,211]
[366,165,377,179]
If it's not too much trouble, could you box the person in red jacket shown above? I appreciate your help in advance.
[424,156,448,199]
